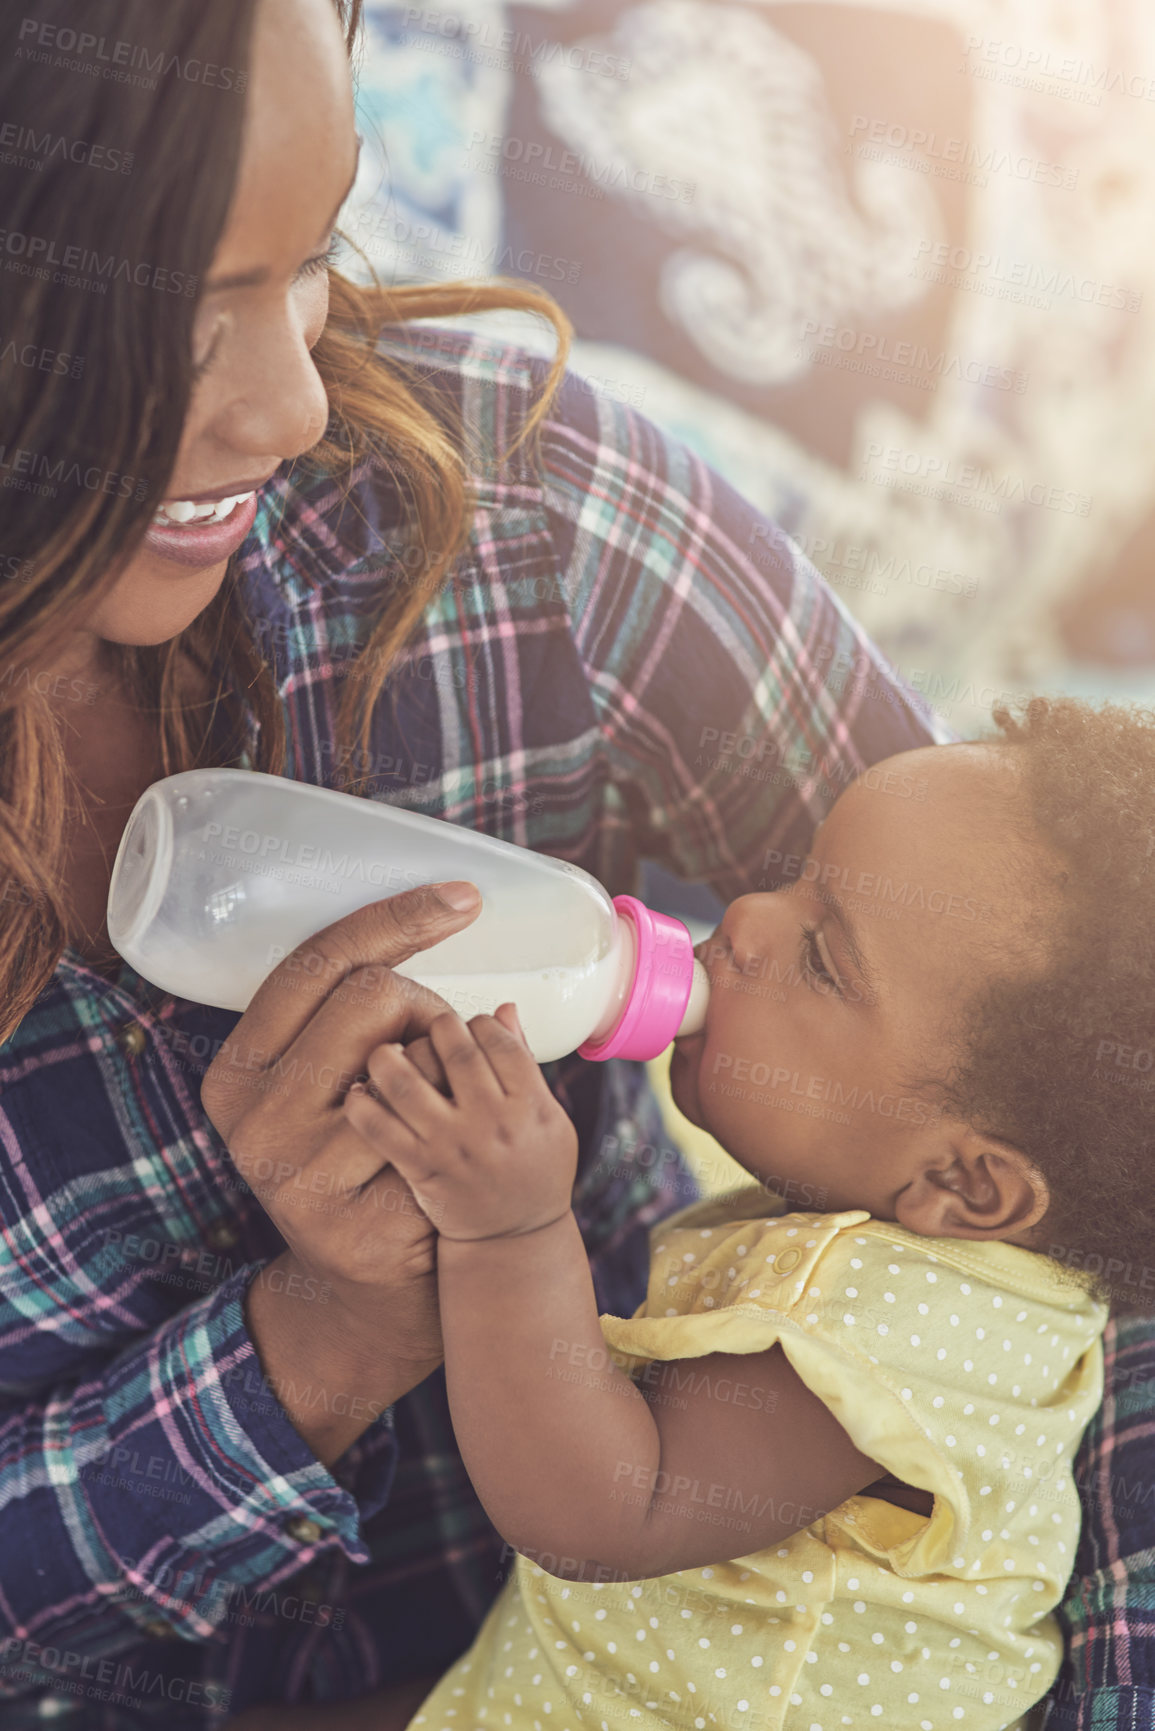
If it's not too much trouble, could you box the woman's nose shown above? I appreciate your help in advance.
[211,320,331,463]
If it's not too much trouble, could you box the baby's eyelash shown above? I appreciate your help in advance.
[799,922,840,995]
[190,238,340,385]
[299,237,342,280]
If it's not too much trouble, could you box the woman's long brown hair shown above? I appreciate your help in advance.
[0,0,572,1044]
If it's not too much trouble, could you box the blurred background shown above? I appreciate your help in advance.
[337,0,1155,1186]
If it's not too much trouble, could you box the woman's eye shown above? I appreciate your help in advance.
[189,238,338,385]
[190,333,222,385]
[800,923,840,995]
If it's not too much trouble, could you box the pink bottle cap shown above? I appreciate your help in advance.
[578,895,696,1062]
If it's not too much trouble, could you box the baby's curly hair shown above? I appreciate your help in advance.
[937,695,1155,1315]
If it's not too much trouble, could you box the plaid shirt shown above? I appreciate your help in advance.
[1042,1314,1155,1731]
[1,318,1051,1729]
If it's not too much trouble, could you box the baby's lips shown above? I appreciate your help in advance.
[693,928,730,971]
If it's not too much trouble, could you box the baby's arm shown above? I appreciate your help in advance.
[345,1006,887,1581]
[435,1220,886,1578]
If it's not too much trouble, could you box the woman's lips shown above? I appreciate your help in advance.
[143,491,260,569]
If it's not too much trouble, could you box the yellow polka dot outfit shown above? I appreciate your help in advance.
[408,1187,1107,1731]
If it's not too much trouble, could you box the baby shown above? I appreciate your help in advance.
[343,696,1154,1731]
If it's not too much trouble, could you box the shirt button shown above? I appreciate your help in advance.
[206,1220,240,1251]
[117,1021,148,1058]
[142,1618,176,1639]
[285,1515,324,1545]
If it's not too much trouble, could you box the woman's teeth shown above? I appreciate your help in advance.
[152,490,256,528]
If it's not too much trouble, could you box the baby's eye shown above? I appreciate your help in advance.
[799,923,840,996]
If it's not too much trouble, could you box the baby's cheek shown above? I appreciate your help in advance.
[303,277,332,350]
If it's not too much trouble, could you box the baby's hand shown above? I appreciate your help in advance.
[400,1029,452,1097]
[343,1004,579,1242]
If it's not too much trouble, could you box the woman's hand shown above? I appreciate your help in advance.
[198,882,481,1461]
[343,1004,579,1242]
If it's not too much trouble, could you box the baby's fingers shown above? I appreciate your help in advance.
[493,1000,530,1048]
[404,1032,452,1097]
[468,1004,543,1093]
[362,1042,448,1138]
[343,1084,446,1223]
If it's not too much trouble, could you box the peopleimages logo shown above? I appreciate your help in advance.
[0,334,84,378]
[0,444,147,500]
[0,1637,231,1711]
[0,226,197,295]
[0,120,134,174]
[861,442,1092,516]
[847,114,1078,188]
[961,33,1155,105]
[466,129,695,202]
[200,821,421,892]
[910,239,1142,314]
[350,207,583,284]
[403,7,631,79]
[799,318,1029,393]
[14,18,248,93]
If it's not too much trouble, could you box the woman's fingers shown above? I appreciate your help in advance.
[201,883,480,1138]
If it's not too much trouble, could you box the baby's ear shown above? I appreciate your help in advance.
[896,1128,1050,1244]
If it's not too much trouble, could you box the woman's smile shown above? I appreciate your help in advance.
[144,487,263,569]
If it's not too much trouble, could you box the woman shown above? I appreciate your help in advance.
[0,0,947,1725]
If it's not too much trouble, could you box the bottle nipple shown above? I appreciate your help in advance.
[676,957,710,1038]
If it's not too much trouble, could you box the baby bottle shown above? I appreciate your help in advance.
[106,768,710,1064]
